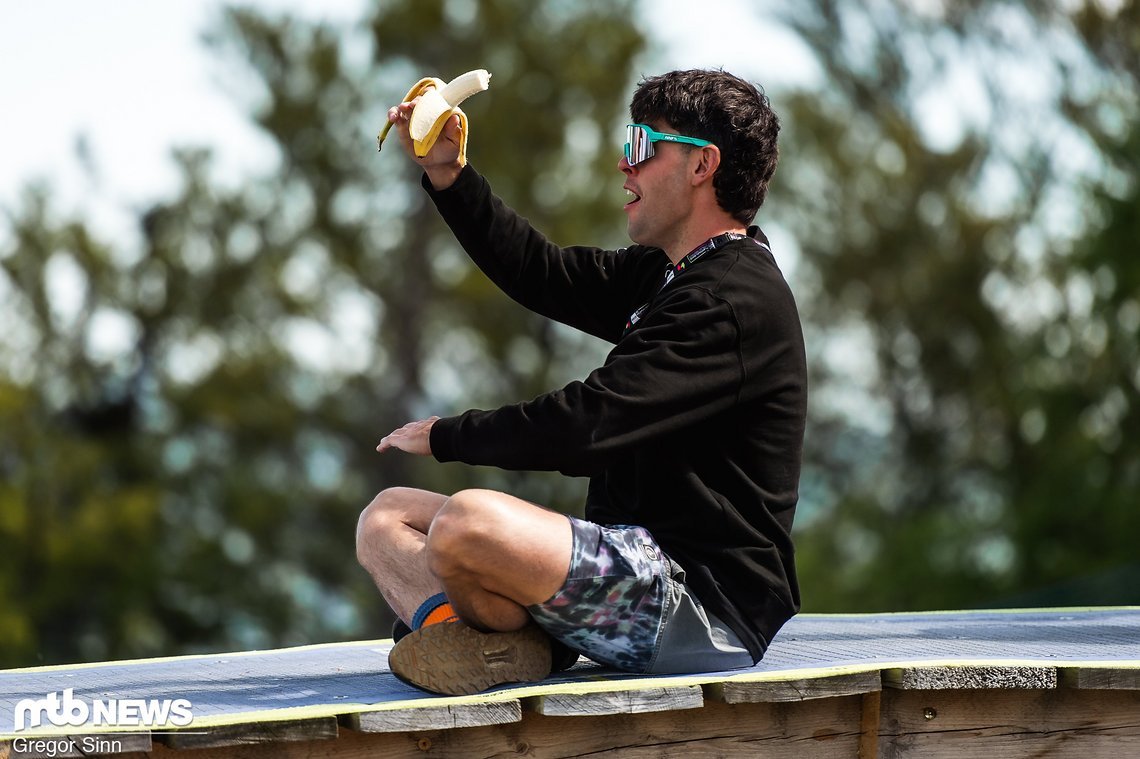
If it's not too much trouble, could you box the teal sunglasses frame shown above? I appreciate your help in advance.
[624,123,712,166]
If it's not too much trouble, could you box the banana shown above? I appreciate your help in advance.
[376,69,492,165]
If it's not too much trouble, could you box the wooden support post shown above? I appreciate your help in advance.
[858,690,881,759]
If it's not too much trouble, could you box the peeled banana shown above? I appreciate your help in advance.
[376,69,491,165]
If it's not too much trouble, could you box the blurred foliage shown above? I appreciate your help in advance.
[0,0,642,667]
[772,0,1140,611]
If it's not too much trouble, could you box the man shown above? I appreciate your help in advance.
[357,69,806,696]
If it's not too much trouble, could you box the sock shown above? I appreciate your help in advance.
[410,592,459,630]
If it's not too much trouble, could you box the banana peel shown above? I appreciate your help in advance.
[377,69,491,165]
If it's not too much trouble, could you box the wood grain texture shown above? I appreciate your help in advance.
[154,717,337,750]
[706,671,882,703]
[112,697,865,759]
[878,687,1140,758]
[341,701,521,732]
[858,691,881,759]
[1059,667,1140,690]
[526,685,703,717]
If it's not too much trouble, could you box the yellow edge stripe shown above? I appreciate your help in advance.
[5,607,1139,740]
[5,656,1140,739]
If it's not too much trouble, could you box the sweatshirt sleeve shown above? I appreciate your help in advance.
[424,165,649,344]
[429,282,743,476]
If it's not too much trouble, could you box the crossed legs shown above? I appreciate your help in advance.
[355,487,573,632]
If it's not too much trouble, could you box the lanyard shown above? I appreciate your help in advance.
[623,232,764,335]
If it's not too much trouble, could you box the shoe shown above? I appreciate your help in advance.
[391,617,412,643]
[388,621,552,696]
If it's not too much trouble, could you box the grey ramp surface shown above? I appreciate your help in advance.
[2,608,1138,735]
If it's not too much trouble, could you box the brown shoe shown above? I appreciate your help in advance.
[388,621,553,696]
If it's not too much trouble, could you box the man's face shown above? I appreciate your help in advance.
[620,121,695,251]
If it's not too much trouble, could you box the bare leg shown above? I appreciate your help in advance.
[357,486,573,632]
[425,489,573,632]
[355,486,449,624]
[366,487,576,695]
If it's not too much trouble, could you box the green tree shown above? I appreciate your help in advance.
[0,0,643,667]
[768,0,1140,610]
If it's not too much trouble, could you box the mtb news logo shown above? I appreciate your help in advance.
[13,688,193,732]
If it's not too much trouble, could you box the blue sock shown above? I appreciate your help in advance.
[411,592,458,629]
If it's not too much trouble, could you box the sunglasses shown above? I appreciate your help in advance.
[624,123,712,167]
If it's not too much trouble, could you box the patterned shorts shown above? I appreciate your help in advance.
[527,516,753,674]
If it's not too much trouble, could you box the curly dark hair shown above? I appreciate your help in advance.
[630,69,779,225]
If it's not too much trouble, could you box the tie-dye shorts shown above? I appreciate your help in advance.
[527,516,754,674]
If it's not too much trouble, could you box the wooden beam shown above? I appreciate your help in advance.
[524,685,703,717]
[705,671,881,704]
[111,696,866,758]
[155,717,337,750]
[1060,667,1140,690]
[883,665,1056,690]
[878,687,1140,758]
[339,701,521,732]
[858,690,881,759]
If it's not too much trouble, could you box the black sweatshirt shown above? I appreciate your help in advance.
[425,166,807,661]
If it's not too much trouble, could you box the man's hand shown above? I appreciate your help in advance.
[386,100,464,190]
[377,416,440,456]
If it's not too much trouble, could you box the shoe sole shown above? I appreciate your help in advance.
[388,623,552,696]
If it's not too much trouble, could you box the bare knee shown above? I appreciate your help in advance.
[355,487,419,567]
[426,490,503,578]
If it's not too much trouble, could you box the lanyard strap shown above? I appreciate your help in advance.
[623,232,766,335]
[663,231,746,288]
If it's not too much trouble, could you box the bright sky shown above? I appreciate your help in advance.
[0,0,360,226]
[0,0,816,242]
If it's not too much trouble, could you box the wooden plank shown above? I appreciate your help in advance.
[1059,667,1140,690]
[878,686,1140,758]
[340,700,522,732]
[113,696,866,758]
[0,733,151,758]
[524,685,703,717]
[883,665,1056,690]
[155,717,337,750]
[706,671,881,704]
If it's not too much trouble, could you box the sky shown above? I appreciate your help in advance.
[0,0,359,231]
[0,0,816,245]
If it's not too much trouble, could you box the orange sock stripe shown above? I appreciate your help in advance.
[421,603,458,627]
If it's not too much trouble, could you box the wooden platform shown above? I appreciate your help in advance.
[2,608,1138,758]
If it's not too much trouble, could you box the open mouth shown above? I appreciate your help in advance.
[624,188,641,209]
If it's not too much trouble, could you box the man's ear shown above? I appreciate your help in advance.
[690,145,721,187]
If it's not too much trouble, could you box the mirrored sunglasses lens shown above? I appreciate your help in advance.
[627,126,653,165]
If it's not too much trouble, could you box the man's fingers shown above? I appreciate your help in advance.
[375,417,439,454]
[442,114,462,144]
